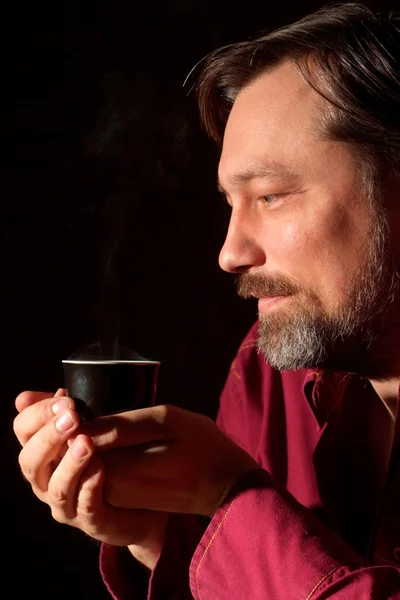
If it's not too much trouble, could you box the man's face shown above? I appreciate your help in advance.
[217,61,399,376]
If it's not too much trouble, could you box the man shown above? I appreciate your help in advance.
[13,2,400,598]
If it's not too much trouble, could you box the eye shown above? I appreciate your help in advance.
[261,193,285,204]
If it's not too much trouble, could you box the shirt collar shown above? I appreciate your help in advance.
[302,369,350,428]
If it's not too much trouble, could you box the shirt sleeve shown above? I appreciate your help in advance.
[189,468,400,599]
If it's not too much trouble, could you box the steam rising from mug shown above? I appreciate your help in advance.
[62,343,160,421]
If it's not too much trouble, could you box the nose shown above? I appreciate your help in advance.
[218,209,266,273]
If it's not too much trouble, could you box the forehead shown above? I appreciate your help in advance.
[219,61,326,182]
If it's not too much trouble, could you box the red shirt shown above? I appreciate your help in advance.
[100,321,400,598]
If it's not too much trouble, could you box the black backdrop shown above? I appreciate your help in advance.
[6,0,398,598]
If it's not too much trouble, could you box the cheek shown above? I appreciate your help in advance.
[266,214,366,297]
[266,221,316,272]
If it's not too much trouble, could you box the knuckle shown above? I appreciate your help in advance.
[14,390,32,410]
[77,468,103,518]
[77,497,97,518]
[48,482,69,505]
[15,390,49,412]
[152,403,169,425]
[93,419,120,446]
[77,498,100,526]
[107,423,120,445]
[18,451,36,482]
[13,414,23,440]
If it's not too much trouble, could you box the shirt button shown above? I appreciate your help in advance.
[393,548,400,561]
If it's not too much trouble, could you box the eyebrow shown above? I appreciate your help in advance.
[217,162,300,194]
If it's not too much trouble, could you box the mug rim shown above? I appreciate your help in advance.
[62,360,160,365]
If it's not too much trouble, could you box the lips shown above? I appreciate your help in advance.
[257,296,288,313]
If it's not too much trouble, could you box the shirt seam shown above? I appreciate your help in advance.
[231,339,257,381]
[238,340,257,352]
[195,495,240,600]
[304,565,343,600]
[194,503,345,600]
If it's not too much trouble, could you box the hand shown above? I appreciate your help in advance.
[13,390,168,566]
[80,404,260,518]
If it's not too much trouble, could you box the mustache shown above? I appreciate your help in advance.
[236,272,301,298]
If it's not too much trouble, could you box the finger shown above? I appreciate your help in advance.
[48,434,95,522]
[74,458,164,546]
[76,455,106,523]
[18,408,80,494]
[50,434,80,470]
[14,396,75,447]
[50,440,69,470]
[15,389,64,413]
[81,404,171,451]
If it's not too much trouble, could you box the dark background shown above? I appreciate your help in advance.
[6,0,398,598]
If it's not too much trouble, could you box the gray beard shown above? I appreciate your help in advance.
[243,213,400,378]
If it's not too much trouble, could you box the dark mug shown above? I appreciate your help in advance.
[62,358,160,421]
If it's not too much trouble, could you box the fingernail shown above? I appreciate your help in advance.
[55,411,74,432]
[72,439,89,458]
[52,398,69,415]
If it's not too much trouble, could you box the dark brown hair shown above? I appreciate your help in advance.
[194,2,400,178]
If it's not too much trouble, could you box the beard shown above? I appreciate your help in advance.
[236,211,400,379]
